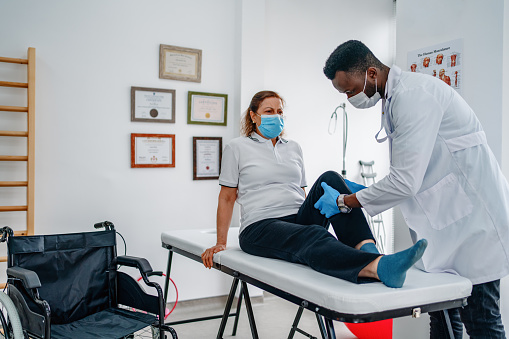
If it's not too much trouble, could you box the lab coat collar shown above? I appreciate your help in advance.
[249,132,287,144]
[384,65,402,101]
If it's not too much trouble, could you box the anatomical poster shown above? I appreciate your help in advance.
[407,39,462,95]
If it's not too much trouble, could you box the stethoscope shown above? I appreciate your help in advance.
[328,103,348,177]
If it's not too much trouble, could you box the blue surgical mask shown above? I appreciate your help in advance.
[257,114,284,139]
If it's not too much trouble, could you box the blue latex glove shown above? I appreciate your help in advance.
[314,182,341,218]
[344,179,367,193]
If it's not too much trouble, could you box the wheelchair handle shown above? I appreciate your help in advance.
[94,221,115,230]
[0,226,13,243]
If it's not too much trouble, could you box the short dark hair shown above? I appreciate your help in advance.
[323,40,385,80]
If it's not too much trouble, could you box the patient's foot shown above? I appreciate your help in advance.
[360,242,379,254]
[377,239,428,288]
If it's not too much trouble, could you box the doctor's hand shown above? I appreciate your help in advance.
[314,182,341,218]
[344,179,367,193]
[201,244,226,269]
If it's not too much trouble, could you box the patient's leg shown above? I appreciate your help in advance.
[239,216,379,284]
[297,170,375,249]
[240,216,426,288]
[359,239,428,288]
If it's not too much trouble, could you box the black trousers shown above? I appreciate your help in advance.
[429,280,506,339]
[239,171,379,283]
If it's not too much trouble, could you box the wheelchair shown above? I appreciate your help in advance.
[0,222,178,339]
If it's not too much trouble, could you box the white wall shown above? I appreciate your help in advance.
[0,0,240,302]
[396,0,504,161]
[395,0,508,338]
[11,1,508,338]
[262,0,395,253]
[0,0,396,304]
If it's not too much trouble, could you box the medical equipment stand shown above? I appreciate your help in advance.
[359,160,387,254]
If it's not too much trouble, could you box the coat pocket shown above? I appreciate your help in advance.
[415,173,473,230]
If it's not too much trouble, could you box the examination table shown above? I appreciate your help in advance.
[161,228,472,339]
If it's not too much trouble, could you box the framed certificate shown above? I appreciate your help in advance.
[131,133,175,168]
[193,137,222,180]
[187,91,228,126]
[159,44,202,83]
[131,87,176,123]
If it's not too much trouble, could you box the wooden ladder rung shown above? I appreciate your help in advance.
[0,206,27,212]
[0,131,28,137]
[0,181,28,187]
[0,56,28,64]
[0,105,28,113]
[0,81,28,88]
[0,257,6,263]
[0,156,28,161]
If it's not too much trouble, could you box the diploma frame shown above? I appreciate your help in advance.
[193,137,222,180]
[187,91,228,126]
[131,87,176,123]
[159,44,202,83]
[131,133,175,168]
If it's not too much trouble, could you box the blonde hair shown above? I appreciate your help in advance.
[240,90,285,137]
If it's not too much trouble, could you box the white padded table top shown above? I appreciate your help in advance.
[161,228,472,316]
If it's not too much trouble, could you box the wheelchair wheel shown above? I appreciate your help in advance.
[124,324,177,339]
[124,325,159,339]
[0,292,23,339]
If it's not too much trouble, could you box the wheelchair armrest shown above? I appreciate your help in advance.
[7,266,41,289]
[116,255,153,274]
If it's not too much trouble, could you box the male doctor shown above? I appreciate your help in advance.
[317,40,509,338]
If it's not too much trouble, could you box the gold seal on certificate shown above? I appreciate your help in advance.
[131,87,176,123]
[187,92,228,126]
[131,134,175,168]
[193,137,222,180]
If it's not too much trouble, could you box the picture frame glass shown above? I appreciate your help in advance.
[131,87,175,123]
[131,133,175,168]
[159,44,202,83]
[191,95,225,123]
[188,92,228,126]
[193,137,222,180]
[164,51,198,77]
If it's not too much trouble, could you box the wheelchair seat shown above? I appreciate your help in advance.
[2,224,177,339]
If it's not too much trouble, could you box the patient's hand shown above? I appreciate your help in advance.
[201,244,226,269]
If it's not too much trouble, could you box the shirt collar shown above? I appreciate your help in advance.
[384,64,402,101]
[249,132,287,144]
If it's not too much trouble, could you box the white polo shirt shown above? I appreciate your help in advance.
[219,133,307,234]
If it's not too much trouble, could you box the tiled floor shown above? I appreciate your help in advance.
[165,292,357,339]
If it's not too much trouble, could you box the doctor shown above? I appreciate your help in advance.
[318,40,509,338]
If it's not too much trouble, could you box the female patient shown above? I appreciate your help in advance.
[201,90,427,288]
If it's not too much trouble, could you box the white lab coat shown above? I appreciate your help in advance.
[357,65,509,285]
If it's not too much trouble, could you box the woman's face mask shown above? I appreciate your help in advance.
[348,71,381,109]
[257,114,284,139]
